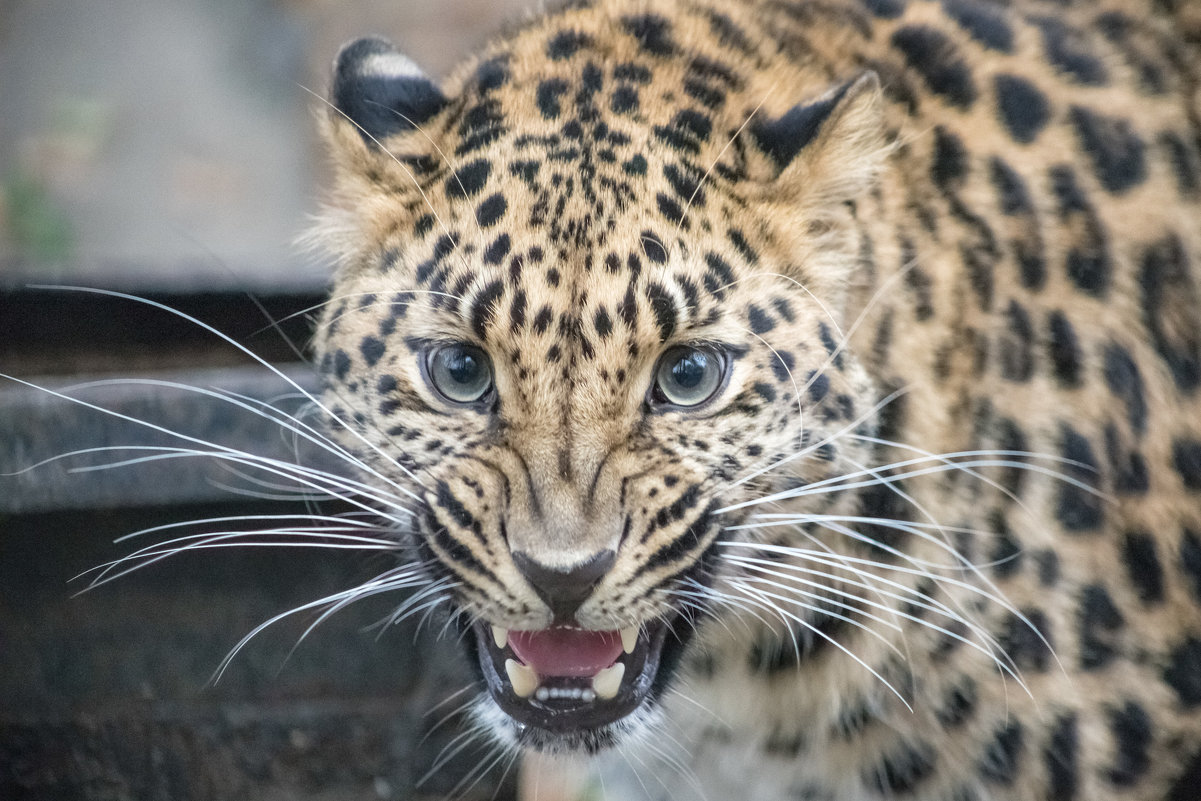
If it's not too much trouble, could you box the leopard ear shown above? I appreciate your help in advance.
[330,37,448,145]
[751,71,885,203]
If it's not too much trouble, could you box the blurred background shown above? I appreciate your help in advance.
[0,2,535,800]
[0,0,530,290]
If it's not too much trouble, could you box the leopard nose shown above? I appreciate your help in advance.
[512,549,616,623]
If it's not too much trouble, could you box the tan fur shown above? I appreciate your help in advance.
[313,1,1201,798]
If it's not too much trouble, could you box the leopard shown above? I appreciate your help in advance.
[306,0,1201,799]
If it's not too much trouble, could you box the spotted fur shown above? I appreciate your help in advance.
[311,0,1201,798]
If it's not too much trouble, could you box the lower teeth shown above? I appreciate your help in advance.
[534,686,597,702]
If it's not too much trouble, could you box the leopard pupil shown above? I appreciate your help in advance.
[672,352,707,389]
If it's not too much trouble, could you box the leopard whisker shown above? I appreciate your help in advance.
[724,580,913,712]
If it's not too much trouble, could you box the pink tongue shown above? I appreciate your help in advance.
[508,627,623,678]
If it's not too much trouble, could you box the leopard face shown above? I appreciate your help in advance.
[310,0,1201,797]
[313,26,888,750]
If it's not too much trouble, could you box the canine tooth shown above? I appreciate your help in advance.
[620,626,638,654]
[491,625,508,650]
[505,659,538,699]
[592,663,625,700]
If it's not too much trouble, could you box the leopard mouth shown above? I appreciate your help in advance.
[470,618,672,741]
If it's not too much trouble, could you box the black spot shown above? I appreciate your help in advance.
[936,678,976,727]
[646,282,677,340]
[641,230,668,264]
[620,14,675,55]
[859,0,906,18]
[663,162,704,206]
[536,78,569,119]
[1050,165,1110,296]
[654,110,712,154]
[989,513,1022,578]
[611,84,639,113]
[1140,234,1200,392]
[751,381,776,403]
[1174,439,1201,490]
[332,349,351,381]
[359,336,386,368]
[979,722,1023,785]
[771,350,796,383]
[474,56,508,92]
[613,62,651,83]
[1078,583,1124,670]
[446,159,491,198]
[469,280,504,339]
[680,80,721,115]
[1105,425,1148,495]
[657,193,687,225]
[533,305,553,334]
[1107,701,1152,786]
[989,158,1045,288]
[1165,637,1201,708]
[1037,549,1060,587]
[818,322,844,369]
[547,30,590,60]
[475,193,507,227]
[1034,17,1109,86]
[622,153,647,175]
[1182,528,1201,603]
[455,99,504,155]
[546,268,559,286]
[483,233,511,265]
[413,215,435,238]
[993,74,1050,143]
[1160,131,1201,196]
[509,290,526,332]
[748,305,775,335]
[594,307,613,339]
[1119,533,1157,600]
[905,264,935,320]
[941,0,1013,52]
[890,25,977,108]
[1102,344,1147,434]
[1000,299,1034,381]
[806,372,830,404]
[931,126,968,189]
[1001,610,1054,672]
[376,374,398,394]
[1057,425,1103,532]
[1045,714,1078,801]
[703,251,735,298]
[1046,311,1082,387]
[866,742,937,795]
[1069,106,1147,193]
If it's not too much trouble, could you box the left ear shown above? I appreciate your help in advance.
[751,71,885,204]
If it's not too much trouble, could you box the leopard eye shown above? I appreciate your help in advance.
[652,346,726,408]
[426,343,493,404]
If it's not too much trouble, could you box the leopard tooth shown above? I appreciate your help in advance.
[592,662,625,700]
[505,659,539,699]
[620,626,638,654]
[491,625,508,650]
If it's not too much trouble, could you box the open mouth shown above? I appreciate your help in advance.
[471,618,671,736]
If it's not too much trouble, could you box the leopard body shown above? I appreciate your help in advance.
[311,1,1201,798]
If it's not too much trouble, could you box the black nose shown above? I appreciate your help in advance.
[511,549,616,622]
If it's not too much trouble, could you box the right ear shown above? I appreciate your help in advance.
[330,37,448,146]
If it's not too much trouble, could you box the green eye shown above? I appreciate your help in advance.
[652,346,726,408]
[427,343,493,404]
